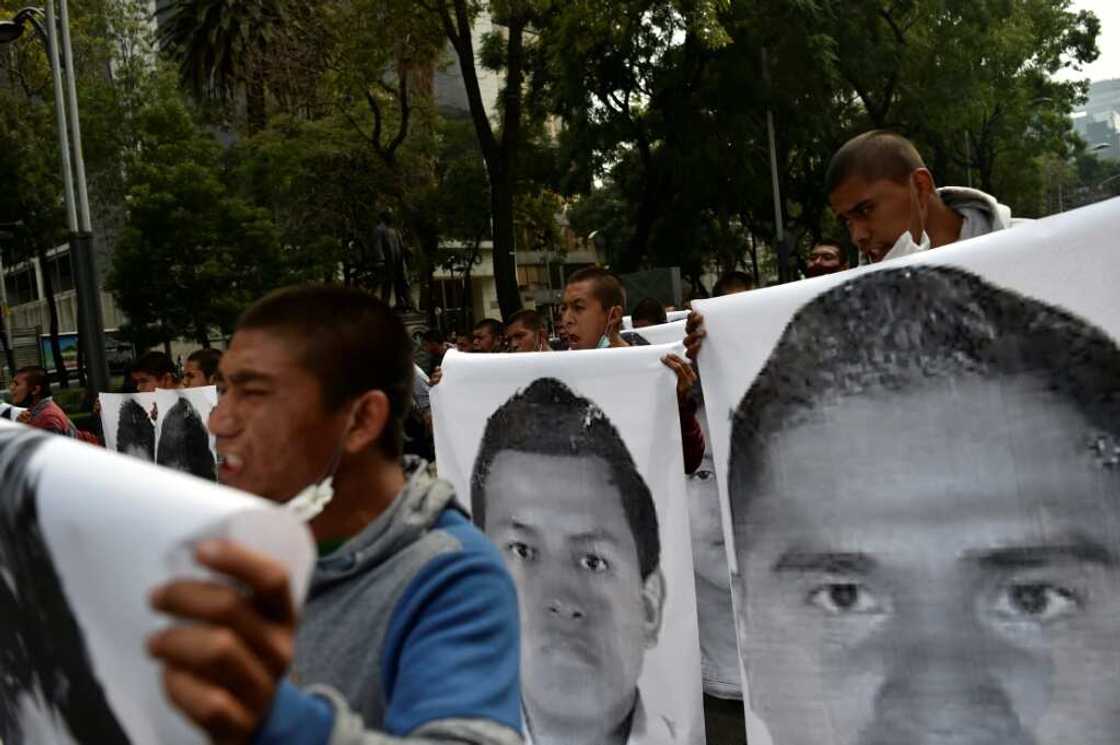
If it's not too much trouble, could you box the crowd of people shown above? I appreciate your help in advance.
[4,129,1027,745]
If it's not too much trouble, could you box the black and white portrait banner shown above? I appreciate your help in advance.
[100,387,219,481]
[431,344,704,745]
[0,418,314,744]
[693,197,1120,745]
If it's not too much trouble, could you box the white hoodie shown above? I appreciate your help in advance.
[867,186,1024,265]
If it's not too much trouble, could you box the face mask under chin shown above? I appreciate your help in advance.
[884,229,931,261]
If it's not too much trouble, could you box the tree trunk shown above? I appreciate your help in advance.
[0,327,15,380]
[748,232,760,286]
[618,158,665,273]
[246,76,267,135]
[489,166,522,319]
[36,246,69,388]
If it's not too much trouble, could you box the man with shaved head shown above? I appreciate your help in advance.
[826,130,1022,264]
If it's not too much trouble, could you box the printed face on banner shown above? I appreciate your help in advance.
[721,265,1120,745]
[155,389,218,481]
[471,379,665,744]
[101,390,219,481]
[99,392,159,460]
[0,419,314,744]
[0,427,133,745]
[431,349,704,745]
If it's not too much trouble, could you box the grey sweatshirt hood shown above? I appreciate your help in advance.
[938,186,1015,239]
[311,457,460,587]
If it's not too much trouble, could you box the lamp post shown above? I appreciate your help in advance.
[0,3,110,394]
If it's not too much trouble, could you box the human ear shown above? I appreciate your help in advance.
[343,389,391,454]
[640,567,666,648]
[912,168,936,206]
[606,305,624,334]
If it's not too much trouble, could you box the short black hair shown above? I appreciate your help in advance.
[507,308,544,333]
[474,318,505,337]
[422,328,445,345]
[713,271,755,297]
[156,398,216,480]
[0,426,133,744]
[186,348,222,380]
[470,377,660,579]
[729,265,1120,506]
[825,130,926,196]
[133,351,177,380]
[117,398,156,460]
[15,365,49,399]
[237,285,413,458]
[631,297,667,327]
[566,266,627,312]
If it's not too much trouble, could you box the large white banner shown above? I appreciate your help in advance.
[693,198,1120,745]
[101,388,218,481]
[432,345,704,745]
[0,419,315,744]
[0,402,26,421]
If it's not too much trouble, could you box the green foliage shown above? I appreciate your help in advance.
[542,0,1101,278]
[108,72,283,348]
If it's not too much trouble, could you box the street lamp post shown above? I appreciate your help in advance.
[0,3,110,394]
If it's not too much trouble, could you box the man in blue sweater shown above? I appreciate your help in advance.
[146,285,522,745]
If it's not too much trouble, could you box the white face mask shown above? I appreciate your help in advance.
[884,229,931,261]
[284,406,356,522]
[285,476,336,522]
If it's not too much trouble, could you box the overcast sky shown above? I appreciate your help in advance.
[1055,0,1120,83]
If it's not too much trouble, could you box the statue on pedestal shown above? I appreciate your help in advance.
[373,210,412,310]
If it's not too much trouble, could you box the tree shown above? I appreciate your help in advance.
[0,3,78,386]
[108,72,283,350]
[552,0,1099,277]
[424,0,545,318]
[156,0,321,132]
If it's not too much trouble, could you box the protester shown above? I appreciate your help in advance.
[684,267,755,362]
[827,130,1020,264]
[504,309,550,353]
[9,366,96,442]
[804,241,849,277]
[181,348,222,388]
[472,319,505,353]
[674,272,755,742]
[711,271,755,297]
[455,332,473,354]
[630,297,668,329]
[418,329,447,374]
[147,285,522,745]
[561,267,704,474]
[130,351,178,392]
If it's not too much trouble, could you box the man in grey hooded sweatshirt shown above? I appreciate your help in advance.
[826,130,1024,264]
[147,285,522,745]
[683,130,1025,362]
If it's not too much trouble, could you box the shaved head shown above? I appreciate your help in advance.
[825,131,927,196]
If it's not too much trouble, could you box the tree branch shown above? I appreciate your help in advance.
[386,64,411,158]
[365,89,387,161]
[446,0,498,162]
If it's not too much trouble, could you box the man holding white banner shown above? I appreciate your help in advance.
[693,201,1120,745]
[148,286,522,745]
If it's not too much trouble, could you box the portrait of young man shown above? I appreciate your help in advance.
[726,265,1120,745]
[470,377,674,745]
[0,424,132,745]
